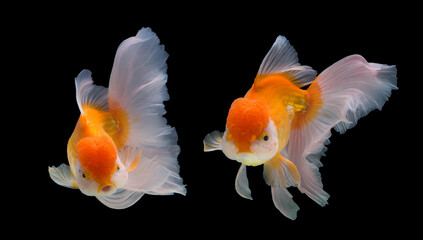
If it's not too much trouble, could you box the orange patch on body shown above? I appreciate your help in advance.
[226,98,270,153]
[76,135,117,186]
[109,106,130,150]
[291,81,323,129]
[82,101,131,150]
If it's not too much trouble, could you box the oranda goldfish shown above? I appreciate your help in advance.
[204,36,397,219]
[49,28,186,209]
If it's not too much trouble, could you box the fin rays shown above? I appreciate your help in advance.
[48,164,78,189]
[287,54,397,206]
[235,164,252,200]
[256,36,316,87]
[203,131,223,151]
[51,28,185,209]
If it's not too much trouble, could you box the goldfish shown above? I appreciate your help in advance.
[203,36,397,219]
[49,28,186,209]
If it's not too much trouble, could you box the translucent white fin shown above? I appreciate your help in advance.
[287,54,397,206]
[107,28,185,196]
[96,188,144,209]
[235,164,252,200]
[48,164,77,189]
[124,155,169,192]
[108,27,171,148]
[203,130,223,152]
[271,187,300,220]
[75,69,109,114]
[257,36,316,87]
[263,153,300,188]
[124,147,186,196]
[118,146,142,172]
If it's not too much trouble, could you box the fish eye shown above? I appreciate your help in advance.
[117,165,120,171]
[82,173,86,179]
[263,134,269,141]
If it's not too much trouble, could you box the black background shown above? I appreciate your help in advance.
[11,4,418,238]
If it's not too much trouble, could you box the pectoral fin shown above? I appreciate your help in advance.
[263,153,300,188]
[119,146,142,172]
[48,164,78,189]
[203,131,223,152]
[264,154,300,220]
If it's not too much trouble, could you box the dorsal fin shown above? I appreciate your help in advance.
[256,36,316,88]
[75,69,109,114]
[74,69,127,148]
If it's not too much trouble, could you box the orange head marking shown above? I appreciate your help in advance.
[226,98,270,153]
[76,135,118,188]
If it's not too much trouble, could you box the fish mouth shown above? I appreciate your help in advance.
[99,185,117,196]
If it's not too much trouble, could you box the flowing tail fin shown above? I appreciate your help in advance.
[287,54,397,206]
[106,28,186,202]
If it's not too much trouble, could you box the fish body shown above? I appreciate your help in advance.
[204,36,397,219]
[49,28,186,209]
[245,73,309,149]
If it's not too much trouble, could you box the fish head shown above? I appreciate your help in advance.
[75,135,128,196]
[222,98,278,166]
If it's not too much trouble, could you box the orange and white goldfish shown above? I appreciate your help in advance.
[49,28,186,209]
[204,36,397,219]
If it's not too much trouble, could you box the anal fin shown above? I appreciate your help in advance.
[271,186,300,220]
[264,154,301,220]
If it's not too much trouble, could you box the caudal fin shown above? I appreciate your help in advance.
[287,54,397,206]
[107,28,185,197]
